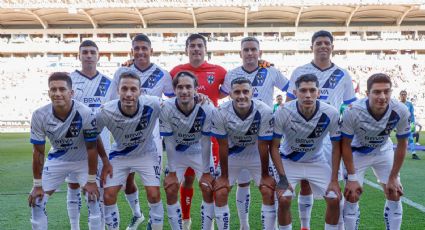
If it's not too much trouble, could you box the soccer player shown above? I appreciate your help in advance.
[170,34,226,229]
[160,71,216,230]
[98,70,164,230]
[110,34,174,229]
[271,74,342,230]
[341,73,410,230]
[286,30,356,230]
[219,36,289,229]
[67,39,114,230]
[399,90,419,160]
[28,72,102,230]
[211,77,276,230]
[274,95,284,112]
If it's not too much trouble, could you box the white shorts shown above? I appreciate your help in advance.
[166,153,205,182]
[66,156,104,187]
[322,140,344,181]
[228,158,261,186]
[282,159,331,198]
[354,151,397,186]
[42,159,88,192]
[236,159,277,184]
[104,153,161,188]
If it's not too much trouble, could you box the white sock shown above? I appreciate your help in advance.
[31,194,49,230]
[278,223,292,230]
[167,202,182,230]
[261,204,276,230]
[125,190,142,218]
[67,188,81,230]
[148,200,164,230]
[236,186,250,229]
[325,223,339,230]
[201,201,214,230]
[343,201,360,230]
[104,204,120,230]
[338,197,345,230]
[298,194,313,229]
[85,192,102,230]
[384,200,403,230]
[214,205,230,230]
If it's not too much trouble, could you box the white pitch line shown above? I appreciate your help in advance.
[363,178,425,213]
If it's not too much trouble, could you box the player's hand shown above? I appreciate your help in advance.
[344,180,362,202]
[84,182,99,202]
[100,161,113,187]
[121,59,134,67]
[258,59,274,68]
[260,175,276,191]
[199,173,214,193]
[28,186,44,207]
[164,172,179,191]
[195,93,211,105]
[385,177,403,199]
[275,174,293,200]
[213,175,230,193]
[326,180,342,200]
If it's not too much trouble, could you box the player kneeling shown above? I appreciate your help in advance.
[271,74,342,230]
[211,77,276,230]
[341,73,410,230]
[160,71,216,230]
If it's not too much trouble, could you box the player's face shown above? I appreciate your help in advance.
[79,46,99,66]
[175,76,197,105]
[400,92,407,102]
[186,38,206,64]
[132,41,152,67]
[311,36,333,61]
[367,82,392,111]
[118,78,141,107]
[230,83,253,110]
[276,96,283,104]
[240,41,262,67]
[295,81,319,109]
[48,80,73,108]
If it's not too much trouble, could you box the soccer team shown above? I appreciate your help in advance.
[28,31,410,230]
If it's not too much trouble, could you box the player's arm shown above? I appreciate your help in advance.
[327,140,342,198]
[199,135,214,192]
[341,136,362,202]
[270,137,291,196]
[388,137,407,190]
[213,137,230,192]
[28,144,45,207]
[163,136,179,190]
[96,137,113,185]
[85,140,100,201]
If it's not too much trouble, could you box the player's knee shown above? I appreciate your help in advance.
[200,183,213,195]
[278,195,292,209]
[346,193,360,203]
[259,186,274,203]
[68,183,80,189]
[103,189,117,205]
[164,182,179,196]
[146,187,161,203]
[214,188,229,205]
[325,197,340,209]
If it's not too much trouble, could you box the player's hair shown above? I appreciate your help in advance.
[312,30,334,44]
[185,34,207,48]
[400,90,407,95]
[48,72,72,89]
[295,74,319,88]
[132,34,151,46]
[276,95,283,99]
[79,40,98,50]
[231,77,252,88]
[367,73,392,91]
[172,71,199,89]
[118,68,141,87]
[241,36,260,47]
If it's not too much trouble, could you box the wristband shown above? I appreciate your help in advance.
[347,174,358,182]
[33,179,42,187]
[87,174,97,183]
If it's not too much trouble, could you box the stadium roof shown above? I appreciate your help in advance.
[2,0,425,29]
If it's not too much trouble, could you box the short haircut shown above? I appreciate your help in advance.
[367,73,392,91]
[132,34,151,46]
[79,40,98,50]
[295,74,319,88]
[311,30,334,44]
[276,95,283,98]
[241,36,260,47]
[172,71,199,89]
[118,69,141,87]
[185,34,207,48]
[400,90,407,95]
[231,77,252,89]
[48,72,72,89]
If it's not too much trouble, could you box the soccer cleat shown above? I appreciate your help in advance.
[126,214,145,230]
[182,219,192,230]
[301,228,310,230]
[412,153,421,160]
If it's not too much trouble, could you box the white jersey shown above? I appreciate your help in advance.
[341,98,411,155]
[111,63,174,99]
[96,95,161,160]
[287,62,356,108]
[70,70,113,112]
[211,99,274,160]
[220,66,289,107]
[30,100,98,162]
[159,98,214,154]
[274,100,341,163]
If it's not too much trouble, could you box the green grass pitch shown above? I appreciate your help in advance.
[0,133,424,229]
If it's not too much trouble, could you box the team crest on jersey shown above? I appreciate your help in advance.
[142,68,163,89]
[207,75,215,84]
[94,76,111,97]
[245,111,261,135]
[252,68,268,86]
[378,110,400,136]
[189,108,206,133]
[307,113,330,138]
[65,112,83,138]
[322,69,344,89]
[135,105,154,131]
